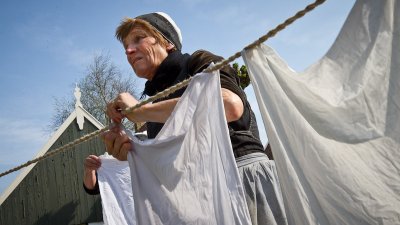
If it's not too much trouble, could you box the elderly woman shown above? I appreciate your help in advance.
[100,12,287,225]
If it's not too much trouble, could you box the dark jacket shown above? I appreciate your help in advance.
[144,50,265,158]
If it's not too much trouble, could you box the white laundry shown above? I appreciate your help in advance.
[97,154,136,225]
[242,0,400,224]
[127,71,252,225]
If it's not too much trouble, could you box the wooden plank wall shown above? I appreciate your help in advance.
[0,119,106,225]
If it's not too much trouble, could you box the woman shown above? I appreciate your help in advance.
[103,12,287,225]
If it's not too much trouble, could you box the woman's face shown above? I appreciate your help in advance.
[124,28,170,80]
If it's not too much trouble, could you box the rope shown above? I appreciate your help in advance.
[203,0,326,74]
[123,0,327,115]
[0,0,326,178]
[122,77,193,115]
[0,127,108,178]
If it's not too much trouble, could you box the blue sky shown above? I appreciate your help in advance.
[0,0,355,195]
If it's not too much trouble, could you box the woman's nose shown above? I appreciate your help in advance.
[125,44,136,55]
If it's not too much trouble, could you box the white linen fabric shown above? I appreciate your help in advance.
[242,0,400,224]
[97,154,136,225]
[127,71,252,225]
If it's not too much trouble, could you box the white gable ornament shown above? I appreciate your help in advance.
[74,85,84,130]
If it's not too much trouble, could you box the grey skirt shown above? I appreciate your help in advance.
[236,152,288,225]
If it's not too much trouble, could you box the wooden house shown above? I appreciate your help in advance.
[0,86,106,225]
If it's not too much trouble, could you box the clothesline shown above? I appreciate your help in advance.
[0,0,326,178]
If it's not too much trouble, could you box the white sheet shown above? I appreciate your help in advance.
[242,0,400,224]
[97,154,136,225]
[126,71,252,225]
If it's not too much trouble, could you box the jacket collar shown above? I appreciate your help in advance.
[142,50,188,97]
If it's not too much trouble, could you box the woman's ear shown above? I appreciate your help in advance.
[166,43,176,52]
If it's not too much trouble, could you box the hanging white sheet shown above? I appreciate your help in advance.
[127,71,252,225]
[97,154,136,225]
[242,0,400,224]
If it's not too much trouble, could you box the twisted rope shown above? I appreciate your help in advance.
[0,128,108,178]
[124,0,326,114]
[0,0,326,178]
[203,0,326,73]
[122,77,193,115]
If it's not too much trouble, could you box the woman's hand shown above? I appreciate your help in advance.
[107,92,139,123]
[83,155,101,190]
[101,125,132,161]
[84,155,101,171]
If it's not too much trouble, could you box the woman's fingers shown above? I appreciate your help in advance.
[102,128,131,161]
[84,155,101,170]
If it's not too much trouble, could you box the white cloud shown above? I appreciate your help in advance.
[0,118,47,164]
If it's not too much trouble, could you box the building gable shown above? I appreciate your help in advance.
[0,87,107,225]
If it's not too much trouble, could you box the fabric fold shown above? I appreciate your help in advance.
[97,154,136,225]
[243,0,400,224]
[127,71,252,225]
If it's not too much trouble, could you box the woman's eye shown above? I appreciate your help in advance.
[134,36,146,43]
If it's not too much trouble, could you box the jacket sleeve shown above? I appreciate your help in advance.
[83,172,100,195]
